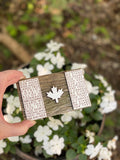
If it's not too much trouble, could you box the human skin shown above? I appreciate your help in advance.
[0,70,36,140]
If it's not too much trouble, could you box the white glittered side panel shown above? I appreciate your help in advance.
[19,78,47,120]
[65,69,91,109]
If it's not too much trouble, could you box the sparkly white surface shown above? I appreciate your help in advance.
[65,69,91,109]
[19,78,47,120]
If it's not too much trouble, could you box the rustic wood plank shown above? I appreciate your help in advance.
[39,72,73,117]
[17,69,91,120]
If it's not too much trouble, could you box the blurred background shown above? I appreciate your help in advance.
[0,0,120,159]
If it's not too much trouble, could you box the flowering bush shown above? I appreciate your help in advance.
[1,40,118,160]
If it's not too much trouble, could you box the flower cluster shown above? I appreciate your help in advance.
[1,40,118,160]
[85,135,118,160]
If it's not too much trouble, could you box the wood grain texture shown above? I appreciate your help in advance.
[17,69,91,120]
[39,72,73,117]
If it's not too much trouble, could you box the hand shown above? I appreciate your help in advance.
[0,70,36,140]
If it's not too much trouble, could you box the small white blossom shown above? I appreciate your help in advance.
[71,63,87,70]
[98,147,112,160]
[34,52,46,60]
[51,52,65,69]
[34,125,52,142]
[86,130,95,143]
[61,112,72,123]
[0,140,7,154]
[46,40,64,53]
[4,114,21,123]
[100,90,117,114]
[44,62,54,70]
[34,145,42,156]
[5,96,21,114]
[42,135,64,156]
[107,136,118,150]
[85,143,102,159]
[20,135,32,144]
[95,74,108,87]
[44,53,55,61]
[47,117,63,130]
[61,110,83,123]
[8,136,19,142]
[36,64,52,76]
[19,67,34,78]
[86,80,99,95]
[4,115,21,142]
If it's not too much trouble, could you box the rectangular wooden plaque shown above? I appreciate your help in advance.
[17,69,91,120]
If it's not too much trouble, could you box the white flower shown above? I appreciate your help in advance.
[98,147,112,160]
[107,136,118,150]
[42,140,52,155]
[6,103,15,115]
[51,52,65,69]
[86,80,99,95]
[6,95,21,114]
[95,74,108,87]
[19,67,34,78]
[86,130,95,143]
[85,143,102,159]
[34,52,46,60]
[46,40,64,53]
[71,63,87,70]
[8,136,19,142]
[0,140,7,154]
[44,53,54,61]
[61,110,83,123]
[44,62,54,70]
[4,114,21,123]
[20,135,32,144]
[42,135,64,156]
[99,90,117,114]
[34,145,42,156]
[4,115,21,142]
[47,117,63,131]
[36,64,52,76]
[61,112,72,123]
[34,125,52,142]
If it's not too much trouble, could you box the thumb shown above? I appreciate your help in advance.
[3,120,36,139]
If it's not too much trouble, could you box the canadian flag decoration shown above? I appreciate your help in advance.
[17,69,91,120]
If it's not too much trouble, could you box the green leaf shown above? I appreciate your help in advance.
[18,25,28,32]
[66,149,77,160]
[21,143,32,152]
[87,123,99,132]
[78,154,87,160]
[4,144,11,154]
[6,25,17,37]
[81,115,92,123]
[78,136,85,144]
[83,102,97,113]
[91,111,103,121]
[9,145,16,154]
[52,15,63,24]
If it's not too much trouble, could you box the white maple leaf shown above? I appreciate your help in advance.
[47,86,64,103]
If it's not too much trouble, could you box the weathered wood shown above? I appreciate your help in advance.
[39,72,73,117]
[17,69,91,120]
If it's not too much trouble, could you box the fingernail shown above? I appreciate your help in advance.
[20,76,26,80]
[29,120,36,127]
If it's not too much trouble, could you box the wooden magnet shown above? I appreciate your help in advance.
[17,69,91,120]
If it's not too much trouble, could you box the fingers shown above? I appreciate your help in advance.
[2,70,25,87]
[0,120,36,140]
